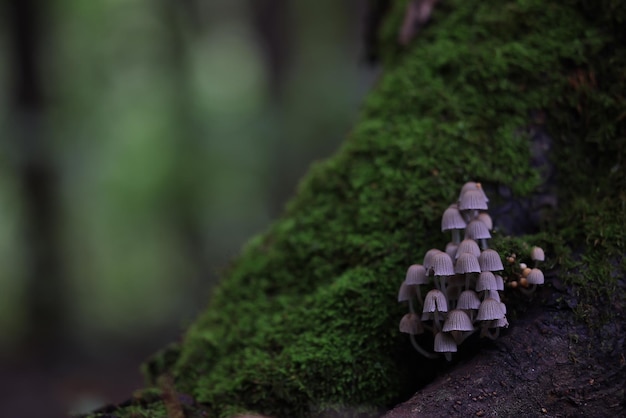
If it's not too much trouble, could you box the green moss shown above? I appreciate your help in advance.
[131,1,626,417]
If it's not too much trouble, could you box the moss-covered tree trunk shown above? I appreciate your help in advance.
[85,1,626,417]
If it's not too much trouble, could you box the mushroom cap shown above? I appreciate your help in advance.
[445,242,459,260]
[526,268,545,284]
[457,290,481,310]
[454,252,481,274]
[487,289,501,302]
[479,249,504,271]
[434,332,458,353]
[442,309,474,332]
[423,249,443,271]
[405,264,428,285]
[441,206,467,232]
[432,252,455,276]
[459,182,489,202]
[477,212,493,230]
[423,289,448,313]
[476,271,498,291]
[459,189,488,211]
[494,274,505,291]
[476,298,505,321]
[530,246,545,261]
[399,313,424,335]
[455,239,481,259]
[465,220,492,240]
[397,282,414,302]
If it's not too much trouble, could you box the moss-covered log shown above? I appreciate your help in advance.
[84,0,626,417]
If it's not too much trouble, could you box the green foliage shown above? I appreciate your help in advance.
[133,0,626,417]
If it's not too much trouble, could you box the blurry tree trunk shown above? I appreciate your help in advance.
[5,0,67,360]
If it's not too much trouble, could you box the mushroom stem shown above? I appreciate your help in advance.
[408,298,416,315]
[479,238,488,250]
[451,229,461,244]
[433,307,442,332]
[438,276,447,299]
[409,334,439,359]
[444,352,452,362]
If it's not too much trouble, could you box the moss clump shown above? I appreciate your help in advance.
[95,1,626,417]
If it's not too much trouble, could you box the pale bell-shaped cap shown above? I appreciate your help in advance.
[405,264,428,285]
[457,290,481,310]
[476,298,505,321]
[434,332,458,353]
[441,206,467,232]
[459,182,489,203]
[455,239,481,259]
[399,313,424,335]
[526,268,545,284]
[476,271,497,291]
[459,181,479,198]
[397,282,414,302]
[442,309,474,332]
[530,246,545,261]
[423,249,443,272]
[487,289,501,302]
[422,289,448,313]
[465,220,491,240]
[445,242,459,260]
[432,252,455,276]
[459,189,488,211]
[479,249,504,271]
[454,252,481,274]
[477,212,493,230]
[494,274,505,291]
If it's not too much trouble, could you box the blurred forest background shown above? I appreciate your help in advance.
[0,0,378,416]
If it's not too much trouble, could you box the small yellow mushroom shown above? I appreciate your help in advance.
[522,267,532,277]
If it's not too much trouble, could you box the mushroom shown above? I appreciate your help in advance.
[431,252,455,293]
[477,298,506,340]
[465,220,491,249]
[459,181,489,203]
[442,309,475,344]
[531,246,545,267]
[459,189,488,221]
[399,313,424,335]
[476,298,505,321]
[457,290,481,310]
[421,289,448,329]
[494,274,505,291]
[405,264,428,305]
[445,242,459,260]
[423,248,443,273]
[476,271,498,293]
[478,249,504,272]
[431,252,455,276]
[477,212,493,230]
[434,332,457,361]
[455,238,481,259]
[519,267,544,296]
[455,252,481,290]
[397,282,414,303]
[442,205,467,244]
[526,268,544,285]
[422,289,448,314]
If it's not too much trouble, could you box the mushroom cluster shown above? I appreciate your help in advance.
[398,182,545,361]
